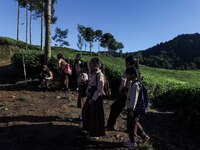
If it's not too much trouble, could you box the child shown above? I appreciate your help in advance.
[38,65,53,89]
[74,54,83,91]
[77,62,89,120]
[82,57,105,140]
[123,67,149,148]
[57,54,71,91]
[106,55,140,131]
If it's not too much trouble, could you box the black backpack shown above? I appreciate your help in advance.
[135,81,149,114]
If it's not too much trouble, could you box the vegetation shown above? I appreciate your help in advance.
[52,27,70,47]
[131,33,200,70]
[77,24,124,56]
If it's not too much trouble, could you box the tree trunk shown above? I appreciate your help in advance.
[26,1,28,50]
[90,42,92,56]
[17,0,20,41]
[41,1,44,51]
[29,9,32,45]
[44,0,52,64]
[84,40,87,51]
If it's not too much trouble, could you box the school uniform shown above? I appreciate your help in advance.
[82,69,105,137]
[126,81,148,142]
[106,69,132,129]
[77,73,88,108]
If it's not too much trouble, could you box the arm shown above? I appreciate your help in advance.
[92,73,105,101]
[46,71,53,80]
[119,71,126,92]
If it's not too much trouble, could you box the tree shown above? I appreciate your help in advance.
[17,0,20,41]
[25,0,28,50]
[117,42,124,52]
[85,27,95,55]
[77,34,84,51]
[95,30,103,52]
[44,0,52,64]
[77,24,85,51]
[100,33,115,56]
[52,27,70,47]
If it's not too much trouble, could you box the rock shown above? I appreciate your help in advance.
[116,134,120,139]
[12,96,16,99]
[56,96,61,99]
[4,108,8,111]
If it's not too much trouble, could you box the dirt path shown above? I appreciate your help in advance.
[0,89,199,150]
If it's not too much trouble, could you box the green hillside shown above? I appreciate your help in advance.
[132,33,200,70]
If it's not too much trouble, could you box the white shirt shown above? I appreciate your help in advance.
[126,81,140,110]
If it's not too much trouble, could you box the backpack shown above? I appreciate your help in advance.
[64,63,72,76]
[135,81,149,114]
[95,73,111,99]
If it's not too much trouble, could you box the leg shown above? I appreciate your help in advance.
[106,94,126,129]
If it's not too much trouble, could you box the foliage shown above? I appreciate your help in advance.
[52,27,70,47]
[131,33,200,70]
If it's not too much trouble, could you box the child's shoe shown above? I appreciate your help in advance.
[123,140,137,148]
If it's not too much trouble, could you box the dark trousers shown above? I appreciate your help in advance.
[106,92,127,128]
[127,110,147,142]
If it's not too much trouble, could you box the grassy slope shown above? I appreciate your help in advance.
[1,36,200,88]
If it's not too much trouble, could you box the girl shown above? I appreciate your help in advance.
[38,65,53,89]
[106,55,140,131]
[82,58,105,140]
[77,62,89,120]
[57,54,71,91]
[123,67,149,148]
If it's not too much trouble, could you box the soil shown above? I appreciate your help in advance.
[0,63,200,150]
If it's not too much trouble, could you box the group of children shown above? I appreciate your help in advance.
[38,54,149,148]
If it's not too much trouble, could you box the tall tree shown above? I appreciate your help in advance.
[25,0,28,50]
[44,0,52,64]
[77,24,87,51]
[52,27,70,47]
[85,27,95,55]
[95,30,103,52]
[100,33,115,56]
[41,1,45,51]
[17,0,20,41]
[29,8,32,45]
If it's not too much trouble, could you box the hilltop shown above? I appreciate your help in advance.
[132,33,200,70]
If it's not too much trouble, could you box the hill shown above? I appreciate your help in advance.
[132,33,200,70]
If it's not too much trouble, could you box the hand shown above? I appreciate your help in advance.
[88,99,93,105]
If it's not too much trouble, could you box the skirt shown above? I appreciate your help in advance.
[82,96,105,137]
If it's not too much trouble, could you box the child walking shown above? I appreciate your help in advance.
[123,67,149,148]
[82,58,105,140]
[106,55,140,131]
[77,62,89,121]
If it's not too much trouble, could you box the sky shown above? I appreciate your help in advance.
[0,0,200,52]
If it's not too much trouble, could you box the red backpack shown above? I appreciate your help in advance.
[64,63,72,75]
